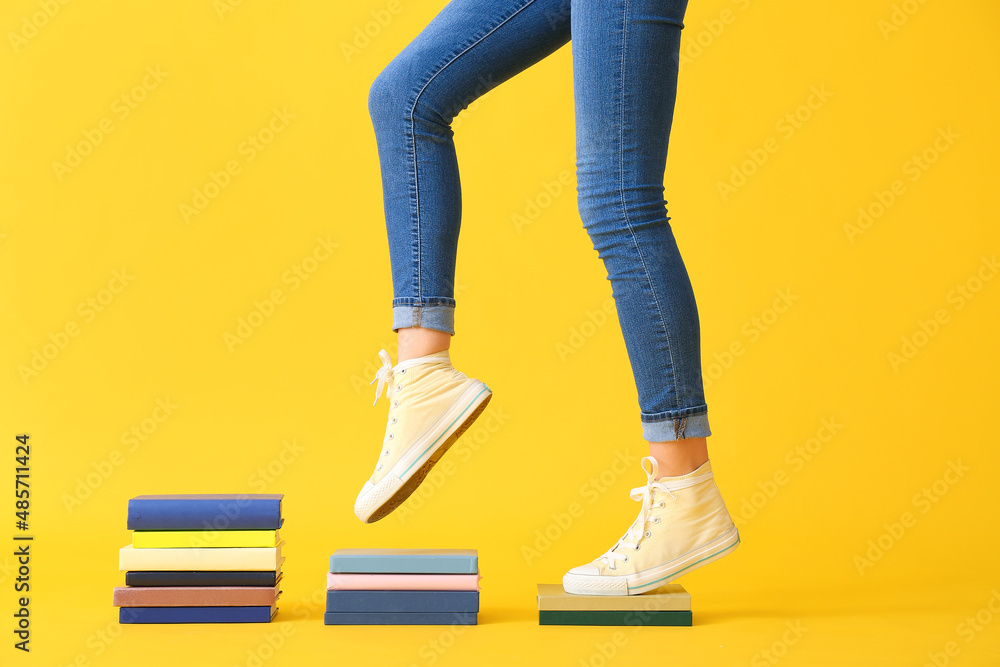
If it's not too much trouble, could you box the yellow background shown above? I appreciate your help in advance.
[2,0,999,665]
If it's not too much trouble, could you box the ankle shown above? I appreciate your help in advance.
[648,437,709,477]
[397,327,451,362]
[656,459,709,479]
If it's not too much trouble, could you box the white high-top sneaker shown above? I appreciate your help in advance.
[354,348,492,523]
[563,456,739,595]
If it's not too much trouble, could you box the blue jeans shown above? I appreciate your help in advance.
[368,0,710,442]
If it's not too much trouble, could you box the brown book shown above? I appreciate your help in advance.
[113,583,281,607]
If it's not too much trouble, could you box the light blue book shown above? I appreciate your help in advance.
[329,549,478,574]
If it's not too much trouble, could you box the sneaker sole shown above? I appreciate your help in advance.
[562,525,740,596]
[360,382,492,523]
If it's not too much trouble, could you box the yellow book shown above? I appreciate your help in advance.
[132,529,279,549]
[118,542,284,571]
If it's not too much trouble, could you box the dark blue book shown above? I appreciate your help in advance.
[126,494,283,530]
[119,604,277,624]
[125,570,281,587]
[326,590,479,614]
[323,611,477,625]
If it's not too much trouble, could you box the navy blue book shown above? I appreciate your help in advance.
[323,611,477,625]
[126,494,283,530]
[326,590,479,614]
[125,570,281,587]
[119,604,277,624]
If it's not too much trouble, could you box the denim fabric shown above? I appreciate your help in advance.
[367,0,710,442]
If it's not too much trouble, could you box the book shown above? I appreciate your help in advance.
[538,610,692,626]
[118,542,284,571]
[119,604,278,624]
[125,568,282,587]
[323,611,477,625]
[326,572,481,591]
[132,529,279,549]
[114,584,281,607]
[536,583,691,611]
[325,590,478,614]
[329,549,478,574]
[126,494,283,531]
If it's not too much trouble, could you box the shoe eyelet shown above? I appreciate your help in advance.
[657,501,666,508]
[383,449,390,456]
[396,384,401,391]
[652,517,661,524]
[376,464,382,471]
[391,417,397,424]
[635,544,641,550]
[644,530,651,538]
[392,401,399,408]
[400,369,405,374]
[623,556,629,562]
[387,433,394,440]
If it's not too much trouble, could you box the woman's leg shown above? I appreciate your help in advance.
[358,0,573,523]
[367,0,572,357]
[571,0,710,454]
[564,0,738,594]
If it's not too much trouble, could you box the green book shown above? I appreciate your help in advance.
[132,529,279,549]
[538,610,692,626]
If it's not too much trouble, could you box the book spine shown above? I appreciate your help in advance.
[119,546,280,571]
[328,553,478,574]
[125,571,279,587]
[132,529,277,548]
[114,586,278,607]
[127,498,281,530]
[323,611,477,626]
[119,605,276,623]
[325,590,479,614]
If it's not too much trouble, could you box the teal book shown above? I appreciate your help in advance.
[329,549,478,574]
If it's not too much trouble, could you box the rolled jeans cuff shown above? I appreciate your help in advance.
[641,408,711,442]
[392,302,456,335]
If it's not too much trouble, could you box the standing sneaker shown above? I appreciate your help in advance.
[354,348,492,524]
[563,456,739,595]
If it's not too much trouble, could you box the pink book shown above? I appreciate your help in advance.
[326,572,481,591]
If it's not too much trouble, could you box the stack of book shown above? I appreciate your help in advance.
[115,493,284,624]
[536,583,692,626]
[325,549,480,625]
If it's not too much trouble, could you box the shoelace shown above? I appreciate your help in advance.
[369,348,448,406]
[601,456,714,570]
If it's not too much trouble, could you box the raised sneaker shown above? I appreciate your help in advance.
[354,348,492,523]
